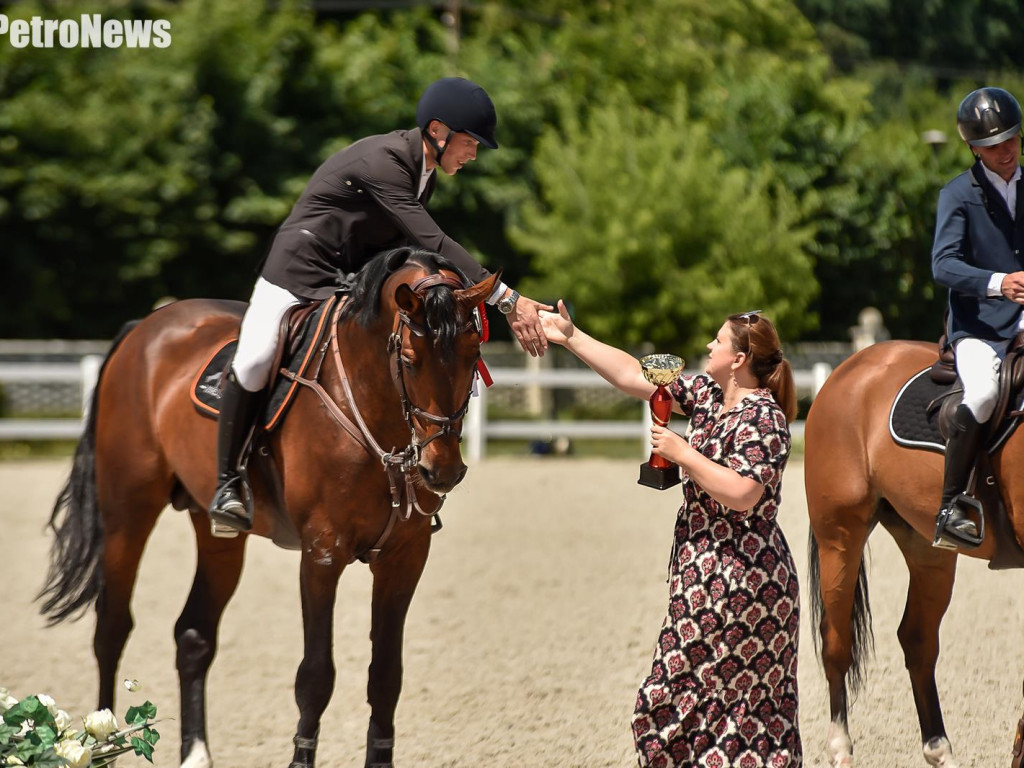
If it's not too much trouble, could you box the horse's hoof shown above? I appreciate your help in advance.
[923,736,958,767]
[826,720,854,767]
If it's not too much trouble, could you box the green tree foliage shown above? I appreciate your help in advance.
[512,87,814,357]
[0,0,454,337]
[501,0,865,350]
[4,0,1023,351]
[797,0,1024,73]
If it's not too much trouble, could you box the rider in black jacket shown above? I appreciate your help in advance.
[209,77,550,532]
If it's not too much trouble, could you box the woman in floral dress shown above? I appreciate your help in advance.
[540,304,801,768]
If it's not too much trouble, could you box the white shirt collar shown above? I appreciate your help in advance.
[418,154,434,199]
[980,160,1021,192]
[980,161,1020,218]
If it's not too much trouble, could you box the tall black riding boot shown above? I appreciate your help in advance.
[934,404,984,548]
[208,370,261,532]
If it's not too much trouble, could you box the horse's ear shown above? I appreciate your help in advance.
[395,283,423,315]
[456,270,501,312]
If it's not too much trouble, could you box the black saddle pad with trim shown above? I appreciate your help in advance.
[889,368,950,453]
[889,365,1024,569]
[890,366,1023,455]
[191,296,337,430]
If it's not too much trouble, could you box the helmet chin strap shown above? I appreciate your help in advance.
[425,128,455,167]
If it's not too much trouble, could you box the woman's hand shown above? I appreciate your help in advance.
[538,299,576,346]
[650,424,691,466]
[653,424,766,511]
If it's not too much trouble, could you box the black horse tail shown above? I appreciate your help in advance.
[38,320,139,625]
[808,523,875,698]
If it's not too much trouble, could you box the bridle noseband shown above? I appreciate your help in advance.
[389,273,477,456]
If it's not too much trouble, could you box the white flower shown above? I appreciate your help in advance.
[35,693,57,716]
[0,687,17,712]
[54,739,91,768]
[55,708,75,734]
[6,756,25,765]
[123,679,141,692]
[83,707,118,741]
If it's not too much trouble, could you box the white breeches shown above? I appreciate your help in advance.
[232,278,306,392]
[953,336,1009,423]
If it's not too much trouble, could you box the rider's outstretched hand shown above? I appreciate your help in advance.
[508,295,553,357]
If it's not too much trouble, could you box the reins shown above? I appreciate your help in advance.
[279,271,476,563]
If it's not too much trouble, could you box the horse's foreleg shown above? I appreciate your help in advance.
[175,507,248,768]
[884,514,959,768]
[364,531,431,768]
[290,532,346,768]
[94,506,162,711]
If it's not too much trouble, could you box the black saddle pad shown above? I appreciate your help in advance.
[191,296,337,430]
[889,368,950,453]
[890,366,1023,454]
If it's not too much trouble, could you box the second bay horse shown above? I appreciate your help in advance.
[38,246,498,767]
[805,338,1024,768]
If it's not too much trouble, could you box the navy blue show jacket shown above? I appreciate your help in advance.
[932,161,1024,345]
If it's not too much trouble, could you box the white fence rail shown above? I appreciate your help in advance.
[0,358,833,452]
[0,357,102,440]
[463,364,832,461]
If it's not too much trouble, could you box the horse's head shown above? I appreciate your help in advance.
[366,250,498,494]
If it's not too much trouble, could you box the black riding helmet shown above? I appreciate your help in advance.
[956,87,1022,148]
[416,77,498,164]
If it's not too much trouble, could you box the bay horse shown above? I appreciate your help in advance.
[38,246,498,768]
[805,338,1024,768]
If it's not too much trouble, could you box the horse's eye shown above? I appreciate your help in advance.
[401,355,415,369]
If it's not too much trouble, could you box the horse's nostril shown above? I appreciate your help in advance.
[417,461,467,491]
[419,464,436,485]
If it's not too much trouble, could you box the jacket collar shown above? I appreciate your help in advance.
[970,160,1010,223]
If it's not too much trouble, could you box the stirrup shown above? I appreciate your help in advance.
[932,494,984,550]
[208,478,252,536]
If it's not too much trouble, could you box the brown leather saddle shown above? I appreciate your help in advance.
[928,331,1024,439]
[190,295,336,430]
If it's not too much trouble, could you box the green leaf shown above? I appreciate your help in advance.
[125,701,157,725]
[132,735,155,762]
[142,726,160,746]
[33,723,57,749]
[30,749,66,768]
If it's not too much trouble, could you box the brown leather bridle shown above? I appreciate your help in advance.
[389,273,477,456]
[280,270,480,562]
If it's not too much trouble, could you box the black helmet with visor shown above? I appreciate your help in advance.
[957,87,1022,148]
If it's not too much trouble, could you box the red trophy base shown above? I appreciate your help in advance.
[638,461,681,490]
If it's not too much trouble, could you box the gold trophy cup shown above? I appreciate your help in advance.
[638,353,685,490]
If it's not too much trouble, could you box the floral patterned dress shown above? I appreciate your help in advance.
[632,374,801,768]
